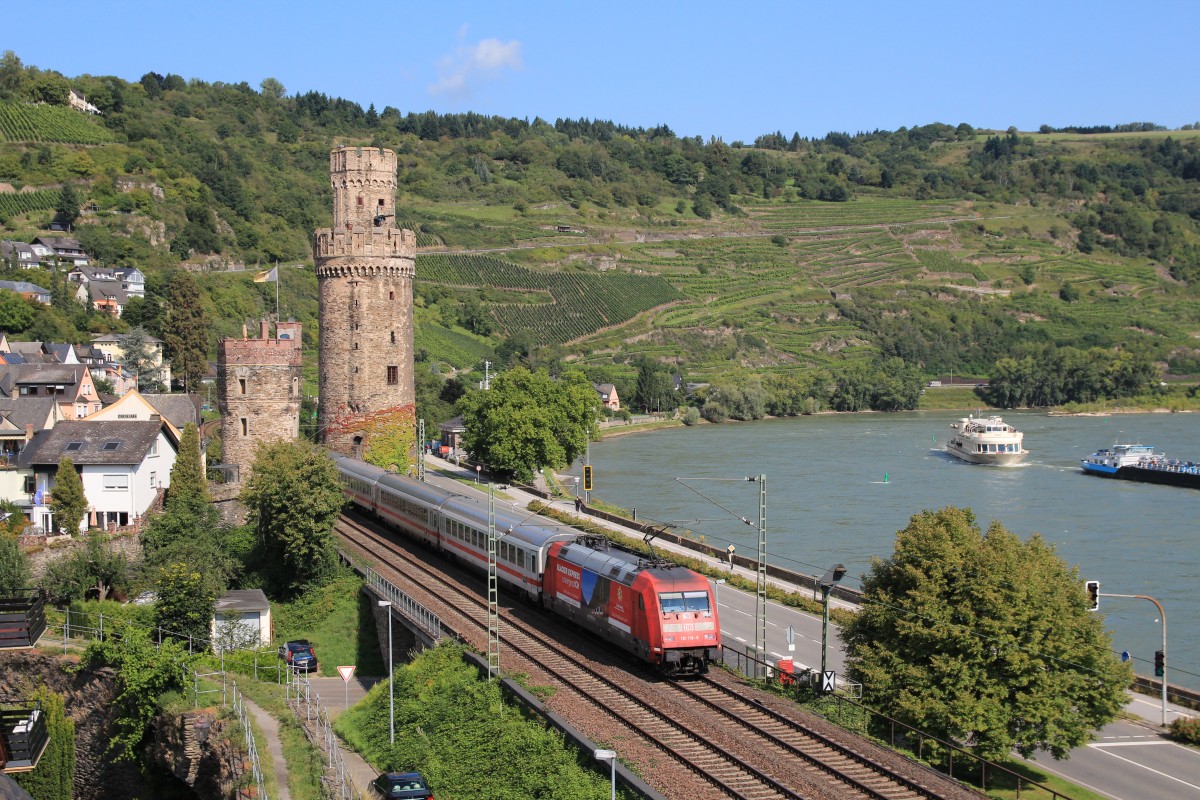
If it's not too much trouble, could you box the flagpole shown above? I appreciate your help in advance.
[275,262,280,326]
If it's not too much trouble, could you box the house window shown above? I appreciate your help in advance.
[103,474,129,490]
[82,384,91,396]
[149,439,158,456]
[387,366,398,385]
[241,418,248,437]
[150,471,157,487]
[23,476,34,494]
[239,378,247,395]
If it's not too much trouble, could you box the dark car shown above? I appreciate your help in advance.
[278,639,318,672]
[370,772,434,799]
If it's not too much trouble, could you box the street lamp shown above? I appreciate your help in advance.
[594,749,616,800]
[377,599,394,744]
[818,563,847,691]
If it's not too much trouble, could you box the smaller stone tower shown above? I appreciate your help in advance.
[217,318,303,483]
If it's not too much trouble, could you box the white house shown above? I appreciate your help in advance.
[15,418,178,533]
[211,590,272,652]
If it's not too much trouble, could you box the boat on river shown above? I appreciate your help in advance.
[1080,443,1200,489]
[945,415,1027,465]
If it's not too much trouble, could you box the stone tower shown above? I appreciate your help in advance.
[314,146,417,462]
[217,318,303,483]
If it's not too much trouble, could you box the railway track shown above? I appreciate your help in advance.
[336,512,981,800]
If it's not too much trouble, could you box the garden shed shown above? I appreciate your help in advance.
[211,589,271,652]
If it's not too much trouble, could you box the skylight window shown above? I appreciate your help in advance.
[102,441,122,451]
[65,442,83,452]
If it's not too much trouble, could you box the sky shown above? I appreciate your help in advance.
[4,1,1198,142]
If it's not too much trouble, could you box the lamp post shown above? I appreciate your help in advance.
[818,563,847,691]
[376,599,394,744]
[594,749,616,800]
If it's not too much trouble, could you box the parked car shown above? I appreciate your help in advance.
[278,639,318,672]
[371,772,434,799]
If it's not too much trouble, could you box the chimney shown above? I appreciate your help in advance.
[242,323,248,338]
[260,319,270,340]
[25,424,34,442]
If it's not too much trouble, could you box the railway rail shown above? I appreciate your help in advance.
[336,512,982,800]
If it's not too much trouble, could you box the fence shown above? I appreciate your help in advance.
[230,683,269,800]
[362,565,442,643]
[284,668,363,800]
[0,589,46,649]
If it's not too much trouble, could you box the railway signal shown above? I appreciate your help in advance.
[583,464,594,491]
[1085,580,1100,611]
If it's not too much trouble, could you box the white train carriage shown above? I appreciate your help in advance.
[375,471,458,548]
[434,492,575,601]
[336,456,387,509]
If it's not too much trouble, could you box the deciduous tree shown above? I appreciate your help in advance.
[154,562,217,643]
[240,440,343,594]
[0,533,30,594]
[843,506,1129,761]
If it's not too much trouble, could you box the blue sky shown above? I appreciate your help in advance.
[4,1,1197,141]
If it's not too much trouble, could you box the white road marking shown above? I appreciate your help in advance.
[1087,744,1200,792]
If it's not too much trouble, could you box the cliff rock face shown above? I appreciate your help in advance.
[149,711,244,799]
[0,652,145,800]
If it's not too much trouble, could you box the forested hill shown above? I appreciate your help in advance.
[2,51,1200,415]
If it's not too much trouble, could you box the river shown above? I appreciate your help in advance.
[579,410,1200,689]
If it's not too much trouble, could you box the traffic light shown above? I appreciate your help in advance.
[1155,650,1165,678]
[1085,580,1100,611]
[583,465,593,492]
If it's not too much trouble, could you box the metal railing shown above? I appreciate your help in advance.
[363,566,442,642]
[284,668,363,800]
[231,683,269,800]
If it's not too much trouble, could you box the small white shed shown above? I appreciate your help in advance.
[211,589,272,652]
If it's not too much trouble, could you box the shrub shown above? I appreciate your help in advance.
[1169,716,1200,745]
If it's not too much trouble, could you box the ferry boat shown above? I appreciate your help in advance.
[945,415,1027,465]
[1080,443,1200,489]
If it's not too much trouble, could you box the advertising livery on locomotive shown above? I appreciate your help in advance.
[335,455,721,676]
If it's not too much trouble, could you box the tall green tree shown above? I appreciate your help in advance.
[119,326,164,391]
[168,423,208,506]
[240,440,343,594]
[154,562,217,643]
[0,533,30,594]
[43,532,128,603]
[162,271,208,392]
[55,183,80,230]
[633,359,679,413]
[14,686,75,800]
[843,506,1129,761]
[457,367,600,482]
[49,457,87,535]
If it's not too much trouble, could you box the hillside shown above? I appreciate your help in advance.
[1,53,1199,415]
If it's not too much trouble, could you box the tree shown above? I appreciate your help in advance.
[633,359,679,413]
[14,686,74,800]
[168,423,209,505]
[0,533,30,594]
[843,506,1129,761]
[0,289,35,333]
[457,367,600,482]
[154,562,217,643]
[81,633,186,759]
[119,326,163,391]
[162,271,209,392]
[43,532,129,603]
[54,184,80,230]
[260,77,286,99]
[240,440,343,594]
[49,457,86,535]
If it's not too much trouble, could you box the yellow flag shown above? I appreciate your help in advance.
[254,266,278,283]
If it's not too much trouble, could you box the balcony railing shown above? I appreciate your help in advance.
[0,700,49,772]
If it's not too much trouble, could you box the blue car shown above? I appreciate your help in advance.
[371,772,434,799]
[278,639,318,673]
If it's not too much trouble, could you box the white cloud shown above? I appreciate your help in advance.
[429,37,523,98]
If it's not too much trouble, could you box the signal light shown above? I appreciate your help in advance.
[583,465,593,491]
[1155,650,1165,678]
[1085,580,1100,611]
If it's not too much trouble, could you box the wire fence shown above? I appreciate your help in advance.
[284,668,363,800]
[230,682,269,800]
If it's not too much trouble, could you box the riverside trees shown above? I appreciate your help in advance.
[843,506,1129,761]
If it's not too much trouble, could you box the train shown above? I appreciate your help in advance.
[334,455,721,676]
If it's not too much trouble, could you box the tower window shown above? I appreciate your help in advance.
[239,378,247,395]
[390,331,396,344]
[357,196,364,207]
[389,291,395,301]
[378,199,385,207]
[387,366,398,385]
[240,418,248,437]
[353,342,358,350]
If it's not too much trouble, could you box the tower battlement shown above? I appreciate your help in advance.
[312,227,416,264]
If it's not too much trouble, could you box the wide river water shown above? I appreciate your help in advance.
[579,410,1200,689]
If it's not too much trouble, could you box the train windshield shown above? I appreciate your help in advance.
[658,590,711,614]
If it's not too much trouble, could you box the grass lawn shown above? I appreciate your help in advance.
[272,570,387,678]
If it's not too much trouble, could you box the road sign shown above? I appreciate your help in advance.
[1121,650,1130,662]
[821,671,836,693]
[786,625,795,652]
[337,665,356,682]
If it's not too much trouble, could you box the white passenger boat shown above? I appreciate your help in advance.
[945,415,1027,465]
